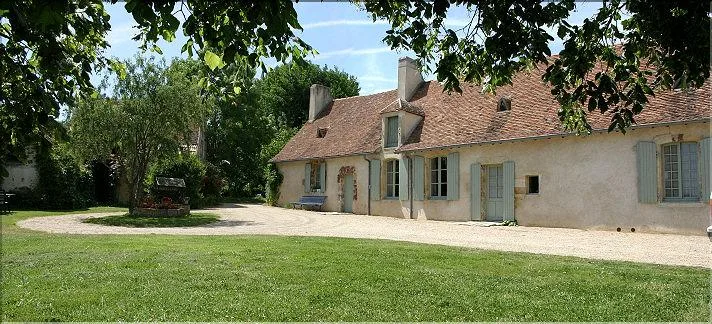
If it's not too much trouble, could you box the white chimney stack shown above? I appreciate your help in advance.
[398,57,424,101]
[308,84,333,122]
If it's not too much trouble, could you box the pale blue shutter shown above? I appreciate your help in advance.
[319,162,326,191]
[700,138,710,200]
[447,152,460,200]
[636,141,657,203]
[412,156,424,201]
[370,159,381,200]
[399,157,409,201]
[503,161,515,221]
[304,163,311,193]
[470,163,481,220]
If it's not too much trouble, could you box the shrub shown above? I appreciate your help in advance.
[147,153,225,209]
[34,144,95,210]
[264,163,282,206]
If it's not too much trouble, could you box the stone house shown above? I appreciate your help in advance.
[271,57,710,235]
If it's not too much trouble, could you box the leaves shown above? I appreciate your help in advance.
[203,50,223,71]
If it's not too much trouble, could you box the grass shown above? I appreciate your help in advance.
[82,213,219,227]
[1,208,710,321]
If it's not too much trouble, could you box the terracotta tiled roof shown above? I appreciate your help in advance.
[272,68,710,162]
[379,98,425,116]
[271,90,398,162]
[398,71,710,152]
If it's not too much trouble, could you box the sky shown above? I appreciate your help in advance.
[102,2,603,95]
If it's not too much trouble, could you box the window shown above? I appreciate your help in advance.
[430,156,447,197]
[663,142,699,201]
[316,128,328,138]
[310,160,321,192]
[385,160,399,198]
[385,116,399,148]
[488,165,503,198]
[526,175,539,194]
[498,97,511,112]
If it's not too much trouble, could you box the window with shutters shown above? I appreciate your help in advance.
[430,156,447,198]
[385,116,399,148]
[662,142,699,201]
[385,159,399,198]
[310,160,321,192]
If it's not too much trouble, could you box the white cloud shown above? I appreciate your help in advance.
[107,23,138,45]
[358,75,396,83]
[301,19,388,30]
[312,46,392,60]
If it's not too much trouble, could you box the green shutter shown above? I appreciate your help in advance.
[470,163,481,220]
[503,160,515,221]
[700,138,710,200]
[304,163,311,193]
[447,152,460,200]
[319,162,326,191]
[399,157,409,201]
[412,156,424,201]
[636,141,657,203]
[370,159,381,200]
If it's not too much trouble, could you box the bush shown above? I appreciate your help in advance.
[264,163,282,206]
[33,144,95,210]
[147,154,224,209]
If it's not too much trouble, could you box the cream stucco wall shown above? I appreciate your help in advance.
[277,122,710,235]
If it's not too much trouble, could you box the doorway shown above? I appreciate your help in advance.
[485,164,504,221]
[343,174,354,213]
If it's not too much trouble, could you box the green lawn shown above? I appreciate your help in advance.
[1,208,709,321]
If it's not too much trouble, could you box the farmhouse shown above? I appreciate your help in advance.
[272,57,710,235]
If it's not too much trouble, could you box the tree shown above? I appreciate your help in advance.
[362,0,709,133]
[1,0,309,174]
[205,62,360,197]
[3,0,709,170]
[69,55,209,213]
[257,62,360,129]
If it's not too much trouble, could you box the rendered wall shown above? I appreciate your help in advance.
[277,122,709,234]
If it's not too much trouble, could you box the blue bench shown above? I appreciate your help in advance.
[292,195,327,211]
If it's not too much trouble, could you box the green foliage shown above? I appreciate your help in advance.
[363,0,709,133]
[69,55,210,211]
[0,1,117,175]
[264,163,283,206]
[205,62,358,198]
[257,62,360,129]
[83,213,219,228]
[33,144,95,210]
[147,153,206,207]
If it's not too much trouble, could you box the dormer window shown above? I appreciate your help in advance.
[385,116,399,148]
[498,97,511,112]
[316,128,328,138]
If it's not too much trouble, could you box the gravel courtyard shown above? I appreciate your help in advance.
[17,203,711,268]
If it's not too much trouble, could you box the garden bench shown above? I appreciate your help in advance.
[291,195,327,211]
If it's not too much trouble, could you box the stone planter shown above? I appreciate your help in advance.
[133,205,190,217]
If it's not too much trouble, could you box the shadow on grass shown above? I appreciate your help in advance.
[83,213,220,228]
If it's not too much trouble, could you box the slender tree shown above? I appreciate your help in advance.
[70,55,210,213]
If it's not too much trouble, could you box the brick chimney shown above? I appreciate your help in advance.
[308,84,333,122]
[398,57,424,101]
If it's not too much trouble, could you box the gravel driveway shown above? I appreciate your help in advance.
[17,203,711,268]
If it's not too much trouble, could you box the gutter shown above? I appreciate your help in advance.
[395,118,711,154]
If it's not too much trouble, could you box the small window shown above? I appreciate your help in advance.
[526,175,539,194]
[662,142,699,201]
[430,156,447,198]
[316,128,328,138]
[310,160,321,192]
[498,97,511,112]
[385,160,399,198]
[385,116,399,148]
